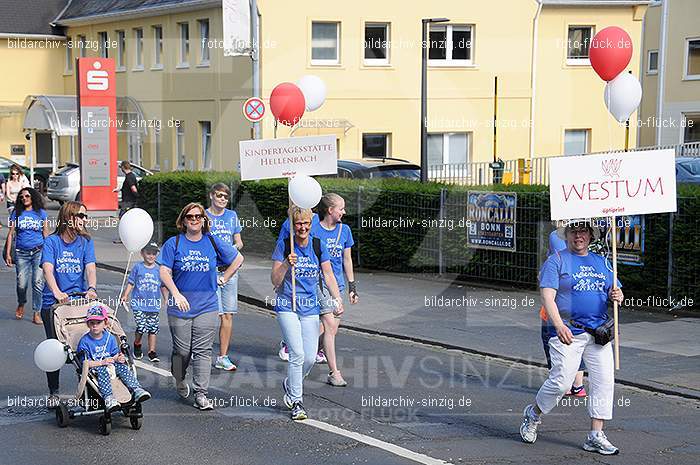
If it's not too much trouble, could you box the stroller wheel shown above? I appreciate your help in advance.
[56,403,70,428]
[98,416,112,436]
[129,415,143,430]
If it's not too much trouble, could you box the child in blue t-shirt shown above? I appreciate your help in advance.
[77,304,151,411]
[121,242,164,363]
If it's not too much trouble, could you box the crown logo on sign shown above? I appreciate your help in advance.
[601,159,622,178]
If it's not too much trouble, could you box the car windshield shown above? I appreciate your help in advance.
[368,168,421,180]
[55,164,79,175]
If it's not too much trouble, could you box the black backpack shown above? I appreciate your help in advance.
[283,236,323,291]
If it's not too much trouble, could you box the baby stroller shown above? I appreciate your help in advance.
[51,296,145,435]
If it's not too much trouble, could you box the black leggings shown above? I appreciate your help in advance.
[40,307,60,394]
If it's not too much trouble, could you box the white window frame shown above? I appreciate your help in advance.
[115,30,126,71]
[427,132,471,165]
[176,122,186,169]
[98,31,108,58]
[64,36,73,74]
[361,133,391,158]
[198,19,210,66]
[77,34,87,58]
[178,22,190,68]
[133,28,144,70]
[428,24,474,67]
[152,25,163,69]
[683,37,700,80]
[681,113,700,143]
[647,49,658,75]
[153,126,161,170]
[566,25,594,66]
[364,22,390,66]
[563,129,591,156]
[200,121,212,170]
[311,21,340,66]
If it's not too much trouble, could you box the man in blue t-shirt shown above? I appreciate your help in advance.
[205,183,243,372]
[520,219,624,456]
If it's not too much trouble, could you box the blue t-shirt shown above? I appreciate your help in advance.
[539,249,620,339]
[206,209,242,246]
[127,262,162,313]
[271,238,330,316]
[278,214,321,242]
[157,233,239,318]
[10,208,47,250]
[313,222,354,291]
[41,234,96,307]
[77,330,119,363]
[548,230,566,256]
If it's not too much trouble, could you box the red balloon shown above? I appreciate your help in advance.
[269,83,305,126]
[589,27,633,81]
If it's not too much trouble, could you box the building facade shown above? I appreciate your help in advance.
[639,0,700,147]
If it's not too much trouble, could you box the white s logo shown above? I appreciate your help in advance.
[86,61,109,91]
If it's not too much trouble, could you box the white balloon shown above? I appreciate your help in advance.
[297,75,327,111]
[288,175,322,209]
[34,339,66,372]
[604,73,642,123]
[118,208,154,253]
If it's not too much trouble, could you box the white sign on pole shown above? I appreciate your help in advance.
[239,135,338,181]
[549,149,677,220]
[222,0,251,56]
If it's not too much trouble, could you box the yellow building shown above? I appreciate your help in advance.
[258,0,648,167]
[639,0,700,147]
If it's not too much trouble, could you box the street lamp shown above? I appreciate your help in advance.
[421,17,449,183]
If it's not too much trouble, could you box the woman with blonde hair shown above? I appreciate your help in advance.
[271,206,344,420]
[41,201,97,407]
[5,164,30,214]
[158,202,243,410]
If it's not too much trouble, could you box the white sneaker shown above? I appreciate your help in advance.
[583,431,620,455]
[278,341,289,361]
[193,393,214,410]
[315,349,327,364]
[519,404,541,444]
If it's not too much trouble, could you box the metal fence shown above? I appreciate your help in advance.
[429,141,700,186]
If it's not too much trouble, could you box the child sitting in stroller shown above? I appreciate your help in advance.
[77,304,151,411]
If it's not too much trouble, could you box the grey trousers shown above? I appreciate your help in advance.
[168,311,218,396]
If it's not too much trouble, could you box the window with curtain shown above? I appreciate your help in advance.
[567,26,593,61]
[134,28,143,69]
[153,26,163,67]
[564,129,590,155]
[687,39,700,77]
[198,19,210,64]
[200,121,212,170]
[311,22,339,64]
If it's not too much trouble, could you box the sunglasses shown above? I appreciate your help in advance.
[11,172,19,176]
[214,192,229,200]
[19,194,31,200]
[74,213,88,219]
[185,214,203,221]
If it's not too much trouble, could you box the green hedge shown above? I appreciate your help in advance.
[138,172,700,306]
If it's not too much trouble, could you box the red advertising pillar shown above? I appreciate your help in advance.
[76,58,118,211]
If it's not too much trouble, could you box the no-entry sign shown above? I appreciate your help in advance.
[243,97,265,122]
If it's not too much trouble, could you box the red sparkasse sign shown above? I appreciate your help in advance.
[549,149,677,220]
[76,57,118,211]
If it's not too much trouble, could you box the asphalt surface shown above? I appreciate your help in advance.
[1,263,699,465]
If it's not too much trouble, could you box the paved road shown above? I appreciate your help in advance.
[1,264,698,465]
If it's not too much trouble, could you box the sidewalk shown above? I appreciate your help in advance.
[86,215,700,399]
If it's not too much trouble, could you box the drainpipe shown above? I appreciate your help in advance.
[529,0,543,161]
[656,0,669,145]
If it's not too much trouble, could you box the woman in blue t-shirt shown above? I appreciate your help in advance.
[4,187,49,324]
[271,206,344,421]
[41,201,97,408]
[520,219,624,456]
[158,202,243,411]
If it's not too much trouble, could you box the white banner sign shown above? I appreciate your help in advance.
[222,0,251,56]
[239,135,338,180]
[549,149,677,220]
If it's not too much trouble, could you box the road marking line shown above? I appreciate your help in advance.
[133,359,453,464]
[300,419,454,465]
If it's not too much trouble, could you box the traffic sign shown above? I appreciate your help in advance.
[243,97,265,122]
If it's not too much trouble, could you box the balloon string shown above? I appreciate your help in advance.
[606,85,614,153]
[114,252,133,322]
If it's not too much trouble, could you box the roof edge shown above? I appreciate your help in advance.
[541,1,650,5]
[55,0,221,26]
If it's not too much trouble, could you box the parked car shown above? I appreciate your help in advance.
[676,157,700,183]
[47,162,153,204]
[322,158,421,180]
[0,156,53,193]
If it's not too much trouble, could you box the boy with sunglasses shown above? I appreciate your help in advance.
[205,183,243,371]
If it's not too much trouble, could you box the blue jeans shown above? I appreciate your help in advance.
[15,247,44,312]
[277,311,319,403]
[217,272,239,314]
